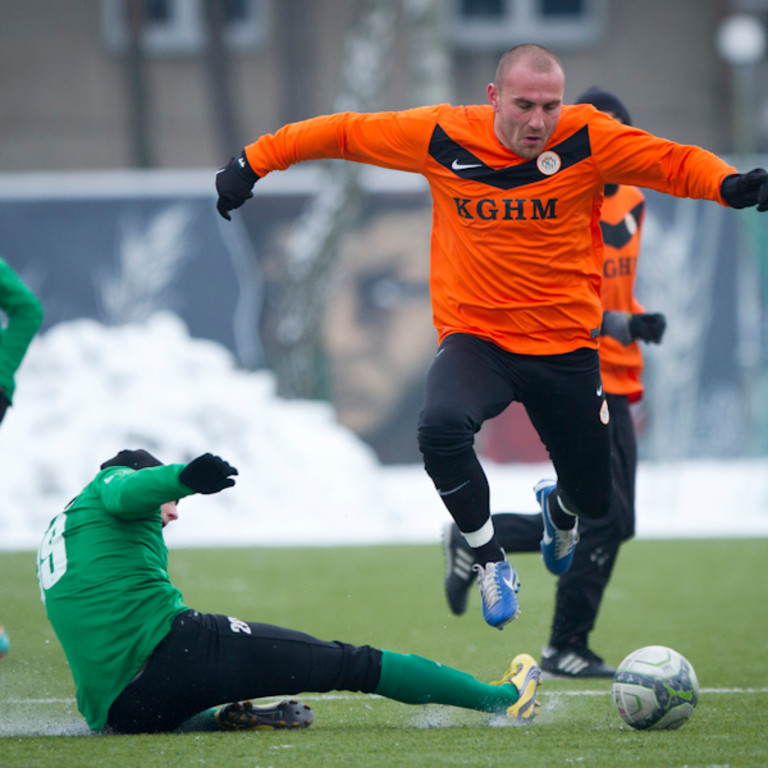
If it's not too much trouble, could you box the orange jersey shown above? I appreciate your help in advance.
[245,103,735,355]
[598,185,646,399]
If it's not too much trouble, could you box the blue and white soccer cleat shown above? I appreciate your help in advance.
[535,479,579,575]
[473,558,520,629]
[492,653,542,724]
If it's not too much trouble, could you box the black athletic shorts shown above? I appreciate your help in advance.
[107,610,382,733]
[418,333,612,518]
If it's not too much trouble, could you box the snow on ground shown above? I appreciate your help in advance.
[1,313,767,552]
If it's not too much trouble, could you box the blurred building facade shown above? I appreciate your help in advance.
[2,0,768,170]
[1,0,768,465]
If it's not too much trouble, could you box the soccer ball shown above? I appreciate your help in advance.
[611,645,699,730]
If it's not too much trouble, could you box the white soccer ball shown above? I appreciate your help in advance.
[611,645,699,730]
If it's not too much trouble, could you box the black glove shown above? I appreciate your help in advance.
[0,391,9,425]
[629,313,666,344]
[720,169,768,211]
[179,453,238,494]
[215,150,259,220]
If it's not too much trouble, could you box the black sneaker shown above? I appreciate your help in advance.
[540,646,615,679]
[442,522,477,615]
[215,699,314,730]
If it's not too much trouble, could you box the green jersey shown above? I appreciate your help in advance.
[0,255,43,402]
[37,464,196,730]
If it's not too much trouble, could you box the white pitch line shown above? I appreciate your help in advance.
[7,687,768,706]
[534,688,768,696]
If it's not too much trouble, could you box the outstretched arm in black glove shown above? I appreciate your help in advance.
[215,150,260,220]
[179,453,239,494]
[720,168,768,211]
[601,311,667,345]
[628,312,666,344]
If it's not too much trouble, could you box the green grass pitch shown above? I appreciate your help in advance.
[2,538,767,767]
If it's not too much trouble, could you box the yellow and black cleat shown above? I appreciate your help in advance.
[491,653,542,724]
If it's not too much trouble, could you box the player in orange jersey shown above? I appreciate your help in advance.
[442,88,664,677]
[216,44,768,631]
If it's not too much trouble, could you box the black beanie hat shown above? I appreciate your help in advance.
[575,86,632,126]
[100,449,163,471]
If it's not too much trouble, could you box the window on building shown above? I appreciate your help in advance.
[448,0,605,50]
[460,0,504,17]
[101,0,270,54]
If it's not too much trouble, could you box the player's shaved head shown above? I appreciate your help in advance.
[494,44,563,90]
[487,43,564,158]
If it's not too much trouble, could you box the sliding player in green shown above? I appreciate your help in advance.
[37,449,541,734]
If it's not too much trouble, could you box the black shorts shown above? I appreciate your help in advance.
[418,333,612,518]
[107,610,382,733]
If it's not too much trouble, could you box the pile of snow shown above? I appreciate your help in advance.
[1,313,766,552]
[0,313,412,549]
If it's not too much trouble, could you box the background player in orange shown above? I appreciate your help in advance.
[215,44,768,631]
[442,88,664,677]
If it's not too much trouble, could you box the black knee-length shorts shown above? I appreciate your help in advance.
[418,333,613,518]
[108,610,382,733]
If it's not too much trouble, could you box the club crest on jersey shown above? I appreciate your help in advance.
[536,151,561,176]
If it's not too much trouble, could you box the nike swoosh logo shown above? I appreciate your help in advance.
[596,385,603,397]
[438,480,470,497]
[542,528,553,545]
[451,159,482,171]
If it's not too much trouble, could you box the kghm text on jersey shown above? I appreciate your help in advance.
[452,197,558,220]
[603,256,636,278]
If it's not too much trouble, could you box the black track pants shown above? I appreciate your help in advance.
[108,610,382,733]
[492,393,636,647]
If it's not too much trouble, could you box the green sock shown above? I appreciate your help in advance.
[373,650,518,713]
[173,707,221,732]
